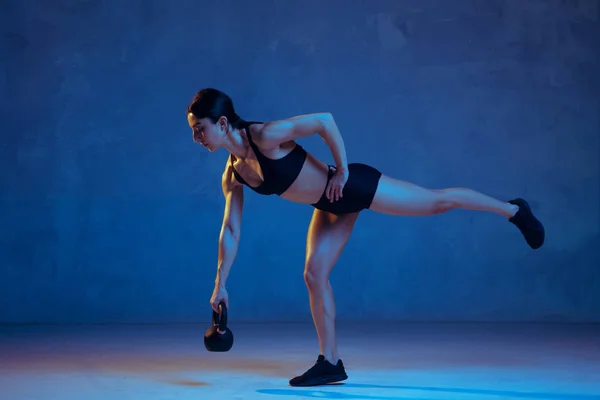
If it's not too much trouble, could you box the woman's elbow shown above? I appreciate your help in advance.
[317,113,336,137]
[221,221,241,243]
[319,112,335,126]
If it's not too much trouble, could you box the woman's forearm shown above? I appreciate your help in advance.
[320,114,348,171]
[215,225,239,288]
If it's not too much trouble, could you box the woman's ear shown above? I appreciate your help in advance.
[218,116,229,131]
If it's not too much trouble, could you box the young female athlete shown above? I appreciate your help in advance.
[186,88,545,387]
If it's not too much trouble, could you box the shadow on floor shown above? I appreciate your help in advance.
[166,379,211,387]
[256,383,600,400]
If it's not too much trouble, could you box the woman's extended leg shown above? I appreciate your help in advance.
[368,174,545,248]
[289,209,360,387]
[370,175,517,217]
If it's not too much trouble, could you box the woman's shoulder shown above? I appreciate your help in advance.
[246,121,272,147]
[249,113,325,148]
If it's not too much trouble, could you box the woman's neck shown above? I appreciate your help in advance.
[223,127,251,159]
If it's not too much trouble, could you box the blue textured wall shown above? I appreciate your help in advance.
[2,0,599,324]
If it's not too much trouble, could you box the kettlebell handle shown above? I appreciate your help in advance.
[204,301,234,352]
[212,301,228,332]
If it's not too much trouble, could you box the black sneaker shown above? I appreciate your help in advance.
[508,198,545,249]
[289,355,348,387]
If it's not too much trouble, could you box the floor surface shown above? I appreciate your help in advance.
[1,322,599,400]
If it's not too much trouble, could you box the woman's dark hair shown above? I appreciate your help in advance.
[186,88,246,129]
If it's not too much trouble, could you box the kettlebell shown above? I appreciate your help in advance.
[204,301,234,352]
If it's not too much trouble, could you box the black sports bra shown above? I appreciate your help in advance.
[231,121,307,196]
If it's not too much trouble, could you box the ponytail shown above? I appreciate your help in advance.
[230,113,248,130]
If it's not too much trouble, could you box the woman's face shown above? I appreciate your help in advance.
[188,113,227,152]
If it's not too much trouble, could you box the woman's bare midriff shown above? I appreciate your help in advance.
[231,141,331,205]
[279,152,330,204]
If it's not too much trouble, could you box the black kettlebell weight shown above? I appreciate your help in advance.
[204,301,234,352]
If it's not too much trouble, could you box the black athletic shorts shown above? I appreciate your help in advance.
[311,163,382,215]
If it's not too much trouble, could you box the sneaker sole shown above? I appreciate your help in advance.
[289,373,348,387]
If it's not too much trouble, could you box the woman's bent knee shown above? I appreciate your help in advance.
[304,268,328,291]
[304,256,330,290]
